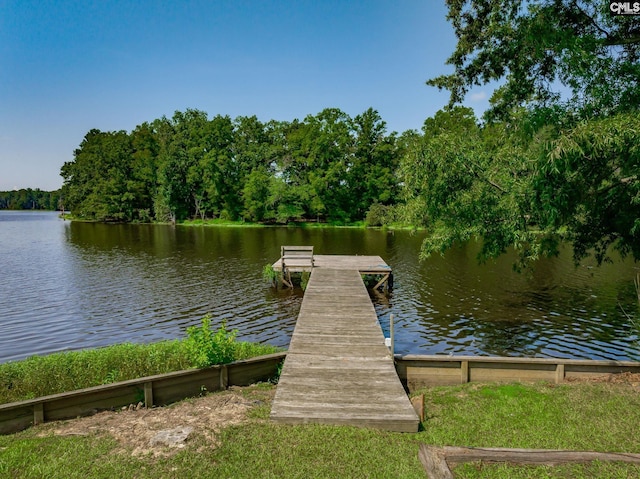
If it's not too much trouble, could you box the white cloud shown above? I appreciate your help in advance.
[468,91,488,102]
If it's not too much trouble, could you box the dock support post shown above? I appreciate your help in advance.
[390,313,395,358]
[374,274,390,291]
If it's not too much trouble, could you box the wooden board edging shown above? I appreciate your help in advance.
[398,354,640,367]
[0,352,285,435]
[395,355,640,391]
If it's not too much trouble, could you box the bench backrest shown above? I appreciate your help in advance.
[281,245,314,268]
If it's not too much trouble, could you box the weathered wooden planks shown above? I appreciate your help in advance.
[270,268,419,432]
[395,355,640,390]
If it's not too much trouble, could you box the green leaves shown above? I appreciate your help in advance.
[400,104,640,268]
[61,129,136,221]
[414,1,639,267]
[401,107,530,263]
[62,107,404,224]
[538,113,640,263]
[185,315,238,368]
[431,0,640,119]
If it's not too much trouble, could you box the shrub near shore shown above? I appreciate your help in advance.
[0,317,281,404]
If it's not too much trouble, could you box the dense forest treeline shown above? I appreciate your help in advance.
[0,189,61,210]
[60,1,639,266]
[61,107,405,225]
[60,101,639,266]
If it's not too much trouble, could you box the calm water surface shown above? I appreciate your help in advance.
[1,211,638,363]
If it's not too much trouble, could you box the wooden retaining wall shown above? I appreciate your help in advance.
[3,352,639,435]
[395,355,640,391]
[0,352,285,435]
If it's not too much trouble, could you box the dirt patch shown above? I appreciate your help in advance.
[565,371,640,387]
[36,386,274,457]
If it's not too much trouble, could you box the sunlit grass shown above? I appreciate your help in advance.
[452,461,640,479]
[417,381,640,452]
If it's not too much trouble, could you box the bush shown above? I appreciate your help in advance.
[365,203,395,227]
[262,264,279,286]
[186,315,239,368]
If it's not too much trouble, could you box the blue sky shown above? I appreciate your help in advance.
[1,0,491,191]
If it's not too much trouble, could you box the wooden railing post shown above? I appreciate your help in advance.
[389,313,395,358]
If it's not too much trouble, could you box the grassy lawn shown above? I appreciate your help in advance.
[1,380,639,478]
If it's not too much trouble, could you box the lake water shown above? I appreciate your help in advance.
[1,210,638,363]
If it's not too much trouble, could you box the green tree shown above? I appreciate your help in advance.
[154,114,192,222]
[274,119,315,222]
[60,107,404,225]
[152,117,179,222]
[61,129,135,221]
[201,114,236,219]
[350,108,400,219]
[129,122,159,221]
[0,189,60,210]
[242,167,273,222]
[400,107,533,262]
[536,113,640,263]
[233,116,271,178]
[429,0,640,119]
[153,110,235,221]
[294,108,353,222]
[408,1,640,266]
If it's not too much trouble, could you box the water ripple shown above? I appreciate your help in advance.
[1,212,638,363]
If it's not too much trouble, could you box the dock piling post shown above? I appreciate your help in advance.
[390,313,395,358]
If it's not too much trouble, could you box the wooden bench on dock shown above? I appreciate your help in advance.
[280,245,314,288]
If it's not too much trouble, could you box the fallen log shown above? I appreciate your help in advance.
[443,446,640,466]
[419,444,640,479]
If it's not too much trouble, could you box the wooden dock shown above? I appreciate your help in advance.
[272,254,392,275]
[270,267,419,432]
[272,253,393,290]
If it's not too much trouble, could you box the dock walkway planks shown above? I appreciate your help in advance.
[270,268,419,432]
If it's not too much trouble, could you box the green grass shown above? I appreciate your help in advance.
[1,381,639,478]
[68,214,425,231]
[178,218,266,227]
[418,382,640,451]
[417,381,640,478]
[0,319,281,404]
[452,461,640,479]
[178,218,369,228]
